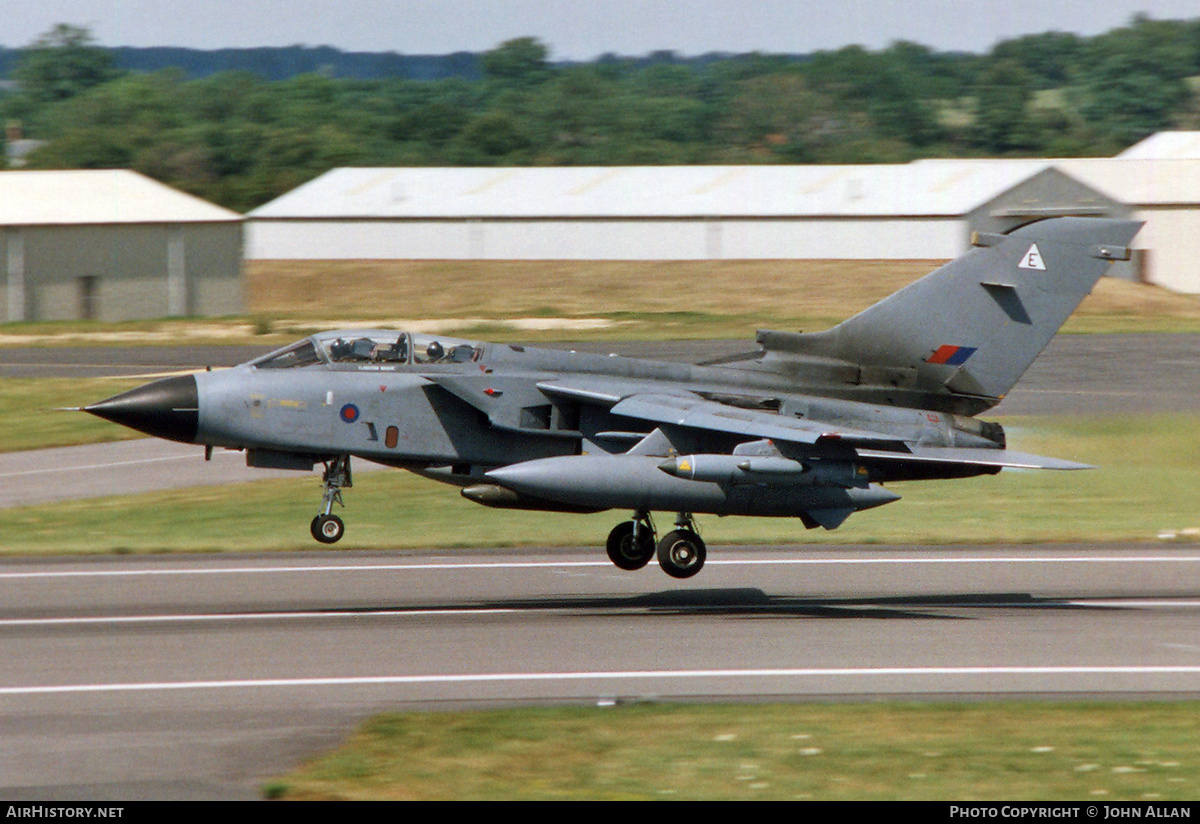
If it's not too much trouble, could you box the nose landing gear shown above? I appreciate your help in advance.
[311,513,344,543]
[310,455,351,544]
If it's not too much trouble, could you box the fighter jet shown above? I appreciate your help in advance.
[86,217,1141,578]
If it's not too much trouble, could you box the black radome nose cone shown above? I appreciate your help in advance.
[85,375,199,444]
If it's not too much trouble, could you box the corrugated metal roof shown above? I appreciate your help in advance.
[0,170,241,225]
[1118,132,1200,159]
[249,161,1053,220]
[1058,158,1200,205]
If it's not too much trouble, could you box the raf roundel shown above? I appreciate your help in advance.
[339,403,360,424]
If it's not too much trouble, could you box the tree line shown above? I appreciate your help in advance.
[4,17,1200,213]
[0,42,484,83]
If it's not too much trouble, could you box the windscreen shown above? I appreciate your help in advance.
[251,339,323,369]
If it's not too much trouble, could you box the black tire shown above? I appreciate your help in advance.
[311,514,345,544]
[605,521,656,570]
[656,529,706,579]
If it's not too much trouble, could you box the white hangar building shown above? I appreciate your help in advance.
[246,161,1127,265]
[1053,131,1200,293]
[1,170,243,322]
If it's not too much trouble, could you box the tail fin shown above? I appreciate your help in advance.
[759,217,1142,407]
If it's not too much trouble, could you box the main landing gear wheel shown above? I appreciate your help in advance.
[656,529,706,579]
[606,519,656,571]
[311,514,345,544]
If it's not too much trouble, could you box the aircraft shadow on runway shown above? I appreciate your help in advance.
[309,588,1136,622]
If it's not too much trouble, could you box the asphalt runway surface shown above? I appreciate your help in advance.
[3,334,1200,800]
[3,545,1200,800]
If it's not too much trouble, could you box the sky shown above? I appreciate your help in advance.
[3,0,1199,59]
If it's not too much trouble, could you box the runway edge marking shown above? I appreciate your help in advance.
[4,666,1200,696]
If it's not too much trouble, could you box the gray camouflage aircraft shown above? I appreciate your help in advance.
[87,217,1141,578]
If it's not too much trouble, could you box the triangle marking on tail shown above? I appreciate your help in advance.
[1018,243,1046,271]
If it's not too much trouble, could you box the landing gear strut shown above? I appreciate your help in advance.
[656,513,706,579]
[606,511,656,570]
[310,455,352,544]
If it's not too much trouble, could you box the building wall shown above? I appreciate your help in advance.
[0,230,11,321]
[2,222,241,322]
[247,216,964,261]
[718,218,961,259]
[185,222,244,317]
[1130,207,1200,292]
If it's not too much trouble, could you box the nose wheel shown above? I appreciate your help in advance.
[311,455,352,544]
[311,513,345,543]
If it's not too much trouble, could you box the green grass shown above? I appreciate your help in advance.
[7,414,1200,555]
[1,377,145,452]
[269,701,1200,800]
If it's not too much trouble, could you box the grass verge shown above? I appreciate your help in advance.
[245,259,1200,336]
[267,701,1200,800]
[1,377,145,452]
[7,261,1200,346]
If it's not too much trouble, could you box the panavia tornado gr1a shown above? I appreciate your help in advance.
[86,217,1142,578]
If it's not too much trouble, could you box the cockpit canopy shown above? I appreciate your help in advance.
[250,330,483,370]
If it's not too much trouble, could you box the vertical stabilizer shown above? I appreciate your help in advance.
[768,217,1142,406]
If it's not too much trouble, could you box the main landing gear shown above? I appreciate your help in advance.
[605,511,706,579]
[606,512,657,570]
[310,455,351,544]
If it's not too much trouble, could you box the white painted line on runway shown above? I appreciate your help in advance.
[1015,389,1142,396]
[0,561,606,578]
[1069,600,1200,608]
[0,608,521,627]
[0,451,240,478]
[3,665,1200,696]
[0,363,209,373]
[710,556,1200,566]
[3,555,1200,579]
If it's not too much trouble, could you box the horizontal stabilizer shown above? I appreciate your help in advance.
[855,446,1093,471]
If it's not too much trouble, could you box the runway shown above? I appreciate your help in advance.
[3,334,1200,799]
[2,545,1199,799]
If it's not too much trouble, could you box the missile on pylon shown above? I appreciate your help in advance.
[656,454,869,488]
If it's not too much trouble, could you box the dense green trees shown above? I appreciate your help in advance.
[9,24,119,107]
[5,18,1200,211]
